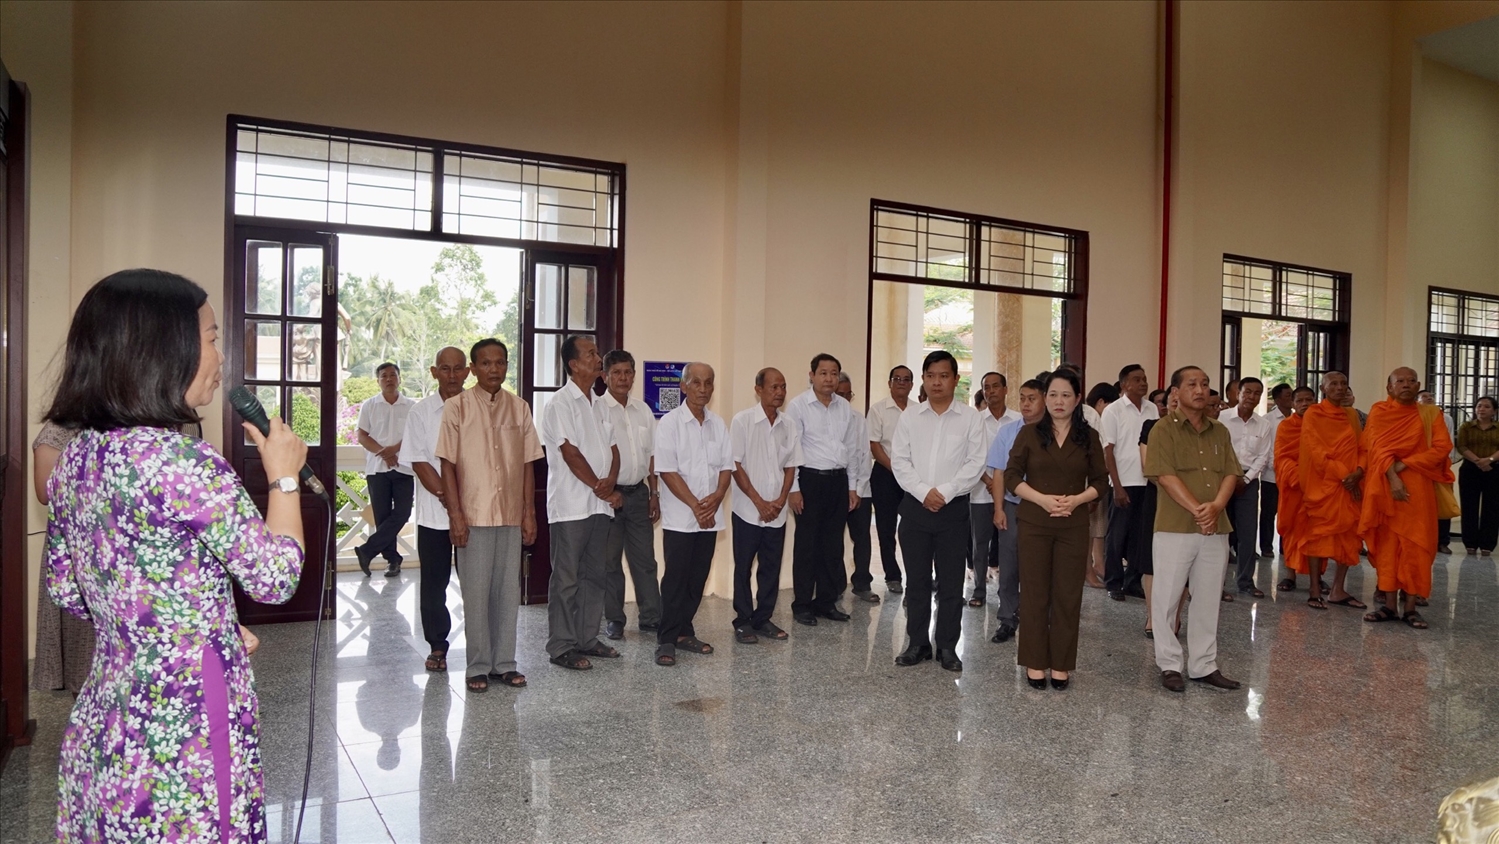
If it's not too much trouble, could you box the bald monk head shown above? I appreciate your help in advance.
[1386,367,1420,405]
[1320,371,1351,406]
[1292,386,1316,416]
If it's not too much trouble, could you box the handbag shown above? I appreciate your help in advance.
[1420,406,1461,520]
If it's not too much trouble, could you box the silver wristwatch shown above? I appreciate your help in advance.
[272,476,299,494]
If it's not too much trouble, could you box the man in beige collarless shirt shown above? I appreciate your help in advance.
[437,338,543,693]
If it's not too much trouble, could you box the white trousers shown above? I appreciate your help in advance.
[1150,532,1229,678]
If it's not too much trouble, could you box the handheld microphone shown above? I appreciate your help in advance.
[227,386,329,499]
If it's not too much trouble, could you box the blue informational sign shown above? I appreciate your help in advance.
[642,361,688,418]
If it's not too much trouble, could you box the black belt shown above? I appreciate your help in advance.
[617,481,648,492]
[799,467,847,477]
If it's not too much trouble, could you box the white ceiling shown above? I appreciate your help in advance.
[1419,15,1499,83]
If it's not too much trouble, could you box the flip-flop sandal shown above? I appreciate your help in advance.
[490,671,526,688]
[549,650,593,670]
[425,651,447,672]
[1306,597,1328,610]
[1363,605,1400,623]
[465,675,489,693]
[1401,611,1428,629]
[734,628,758,644]
[1325,596,1367,609]
[676,636,714,654]
[1276,579,1296,592]
[967,597,984,607]
[578,643,620,659]
[655,646,677,667]
[1221,592,1235,602]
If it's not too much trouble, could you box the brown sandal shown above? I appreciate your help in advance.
[424,651,447,672]
[465,675,489,693]
[490,671,527,688]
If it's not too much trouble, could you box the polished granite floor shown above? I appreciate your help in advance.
[4,551,1497,844]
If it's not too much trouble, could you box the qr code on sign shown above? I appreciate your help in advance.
[658,388,681,412]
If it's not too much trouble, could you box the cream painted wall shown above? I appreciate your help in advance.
[2,0,74,659]
[1409,58,1499,298]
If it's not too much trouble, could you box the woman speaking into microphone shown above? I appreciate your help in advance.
[42,269,307,843]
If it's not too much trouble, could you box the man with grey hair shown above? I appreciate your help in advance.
[596,349,663,639]
[654,362,734,665]
[730,367,803,642]
[538,335,623,671]
[836,372,879,603]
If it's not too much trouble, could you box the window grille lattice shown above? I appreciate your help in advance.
[1221,258,1344,323]
[872,203,1078,294]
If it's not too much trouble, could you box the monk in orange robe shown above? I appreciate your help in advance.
[1359,367,1454,629]
[1273,386,1316,589]
[1298,371,1367,610]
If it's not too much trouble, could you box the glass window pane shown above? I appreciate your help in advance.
[290,246,323,317]
[288,323,321,381]
[536,264,562,329]
[567,266,596,330]
[244,385,281,445]
[534,334,561,387]
[246,242,283,315]
[290,387,321,445]
[530,389,555,424]
[245,321,282,380]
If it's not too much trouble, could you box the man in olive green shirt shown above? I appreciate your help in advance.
[1145,365,1244,694]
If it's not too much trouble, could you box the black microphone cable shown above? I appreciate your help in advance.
[292,490,335,844]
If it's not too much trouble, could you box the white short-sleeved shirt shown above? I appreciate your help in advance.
[357,393,416,476]
[867,395,908,457]
[730,406,804,528]
[972,409,1022,504]
[849,411,872,498]
[397,392,452,530]
[655,405,733,533]
[596,391,655,486]
[1221,410,1273,483]
[539,380,615,523]
[1099,396,1157,487]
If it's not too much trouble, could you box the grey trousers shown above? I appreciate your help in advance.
[603,484,662,626]
[989,500,1021,625]
[1151,532,1229,678]
[455,526,521,678]
[547,514,611,658]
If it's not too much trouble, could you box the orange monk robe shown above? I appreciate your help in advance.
[1299,399,1364,567]
[1358,399,1454,597]
[1273,413,1307,574]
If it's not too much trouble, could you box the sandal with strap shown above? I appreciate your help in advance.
[578,642,620,659]
[1276,578,1296,592]
[1325,595,1367,609]
[1363,605,1400,623]
[465,675,489,693]
[1306,596,1327,610]
[549,650,593,671]
[1402,610,1428,629]
[676,636,714,654]
[490,671,527,688]
[425,651,448,672]
[655,645,677,667]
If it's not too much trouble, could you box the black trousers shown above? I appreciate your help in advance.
[870,463,905,584]
[1460,462,1499,551]
[898,493,969,651]
[847,495,874,591]
[658,530,717,645]
[417,525,455,653]
[363,471,414,563]
[1259,481,1279,556]
[1103,486,1148,592]
[731,515,786,629]
[792,468,848,615]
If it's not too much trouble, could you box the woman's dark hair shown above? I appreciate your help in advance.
[1036,369,1091,452]
[1085,381,1118,410]
[45,269,209,431]
[1475,396,1497,413]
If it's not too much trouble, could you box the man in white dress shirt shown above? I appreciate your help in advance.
[968,371,1022,607]
[596,350,662,640]
[1101,364,1159,601]
[1222,376,1273,597]
[868,365,914,593]
[357,362,417,577]
[836,373,879,604]
[730,368,803,643]
[538,335,623,671]
[654,362,734,666]
[784,353,863,626]
[398,346,468,672]
[891,350,988,672]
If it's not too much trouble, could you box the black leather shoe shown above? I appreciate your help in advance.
[604,621,625,640]
[1161,670,1185,693]
[792,612,818,627]
[383,562,401,578]
[936,649,962,672]
[990,623,1016,643]
[1107,590,1126,602]
[356,546,373,577]
[886,581,904,594]
[1025,673,1047,690]
[895,644,933,666]
[639,621,660,632]
[1049,675,1069,690]
[1124,583,1146,599]
[815,607,850,622]
[1189,669,1242,690]
[851,590,880,604]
